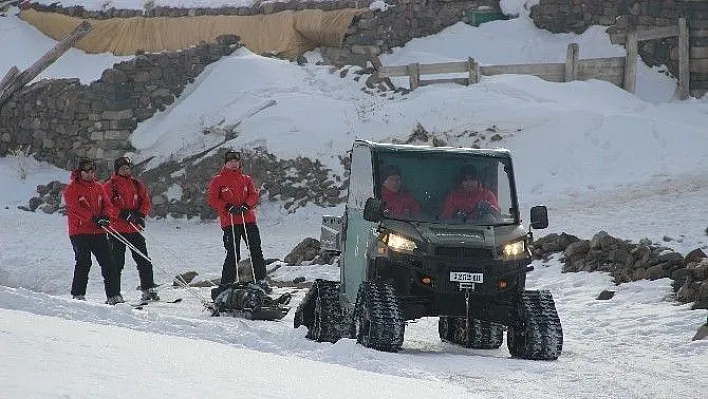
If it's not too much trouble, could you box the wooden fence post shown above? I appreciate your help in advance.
[467,57,480,84]
[408,63,420,90]
[0,20,92,108]
[624,30,638,94]
[678,18,690,100]
[565,43,579,82]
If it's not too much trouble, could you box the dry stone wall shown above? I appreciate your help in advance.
[0,36,240,168]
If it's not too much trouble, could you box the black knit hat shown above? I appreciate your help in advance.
[458,164,478,182]
[224,150,241,164]
[381,165,401,182]
[114,156,131,173]
[77,159,95,171]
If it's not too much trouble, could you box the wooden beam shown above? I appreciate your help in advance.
[418,61,469,75]
[0,21,92,108]
[467,58,480,84]
[636,25,679,41]
[377,65,409,78]
[0,66,19,94]
[679,18,690,100]
[419,77,470,87]
[408,63,420,90]
[369,56,396,91]
[610,25,680,45]
[565,43,579,82]
[624,30,638,94]
[481,63,564,76]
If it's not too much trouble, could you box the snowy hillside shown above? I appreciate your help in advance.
[0,4,707,399]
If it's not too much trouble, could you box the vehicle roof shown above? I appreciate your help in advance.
[355,140,512,158]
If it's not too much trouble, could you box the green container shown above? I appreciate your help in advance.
[463,9,509,27]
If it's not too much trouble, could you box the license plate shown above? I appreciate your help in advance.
[449,272,483,283]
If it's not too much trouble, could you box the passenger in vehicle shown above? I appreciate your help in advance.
[380,165,420,219]
[441,164,500,221]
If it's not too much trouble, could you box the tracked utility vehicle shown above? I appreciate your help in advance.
[294,140,563,360]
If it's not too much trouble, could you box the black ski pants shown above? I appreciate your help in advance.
[70,234,121,298]
[109,232,155,291]
[221,222,266,285]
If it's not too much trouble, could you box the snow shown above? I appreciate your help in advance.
[0,9,131,83]
[1,6,707,399]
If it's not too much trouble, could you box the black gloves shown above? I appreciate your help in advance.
[93,216,111,227]
[119,209,133,221]
[226,204,249,214]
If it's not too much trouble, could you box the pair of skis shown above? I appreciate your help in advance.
[130,297,183,310]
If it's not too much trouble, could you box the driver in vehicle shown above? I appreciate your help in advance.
[441,164,500,221]
[380,165,420,219]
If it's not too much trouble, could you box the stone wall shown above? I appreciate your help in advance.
[0,36,240,168]
[322,0,501,66]
[530,0,708,96]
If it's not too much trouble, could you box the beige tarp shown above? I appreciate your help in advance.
[19,8,366,58]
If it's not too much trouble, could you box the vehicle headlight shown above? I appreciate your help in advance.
[386,232,417,252]
[502,240,527,260]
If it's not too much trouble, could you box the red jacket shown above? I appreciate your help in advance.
[441,186,500,219]
[63,170,117,236]
[207,167,259,228]
[382,187,420,218]
[102,174,151,233]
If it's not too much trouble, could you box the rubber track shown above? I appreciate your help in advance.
[507,290,563,360]
[439,317,504,349]
[306,280,343,343]
[355,281,405,352]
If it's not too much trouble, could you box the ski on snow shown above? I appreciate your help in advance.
[129,298,183,310]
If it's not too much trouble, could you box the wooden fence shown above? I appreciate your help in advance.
[378,19,690,99]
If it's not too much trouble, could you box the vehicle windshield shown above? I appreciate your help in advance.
[374,150,518,226]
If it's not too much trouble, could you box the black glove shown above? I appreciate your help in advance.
[226,204,249,214]
[119,209,133,221]
[132,211,146,227]
[93,216,111,227]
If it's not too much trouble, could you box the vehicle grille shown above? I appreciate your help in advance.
[435,246,494,260]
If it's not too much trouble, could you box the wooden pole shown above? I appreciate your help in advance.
[0,21,92,108]
[678,18,690,100]
[564,43,579,82]
[623,30,638,94]
[0,66,19,94]
[467,57,480,84]
[408,63,420,90]
[369,55,396,91]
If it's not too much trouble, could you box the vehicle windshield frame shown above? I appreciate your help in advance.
[372,148,520,226]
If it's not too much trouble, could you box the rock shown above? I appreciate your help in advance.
[596,290,615,300]
[691,317,708,341]
[684,248,707,264]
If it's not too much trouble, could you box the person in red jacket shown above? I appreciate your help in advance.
[380,165,420,219]
[103,156,159,302]
[441,164,500,222]
[63,159,124,304]
[207,150,270,297]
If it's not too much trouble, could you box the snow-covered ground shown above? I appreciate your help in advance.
[0,4,707,399]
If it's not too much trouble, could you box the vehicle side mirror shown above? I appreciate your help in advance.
[530,205,548,229]
[363,197,384,222]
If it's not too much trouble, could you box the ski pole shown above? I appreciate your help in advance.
[230,213,240,284]
[127,221,195,291]
[103,226,211,306]
[241,212,257,284]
